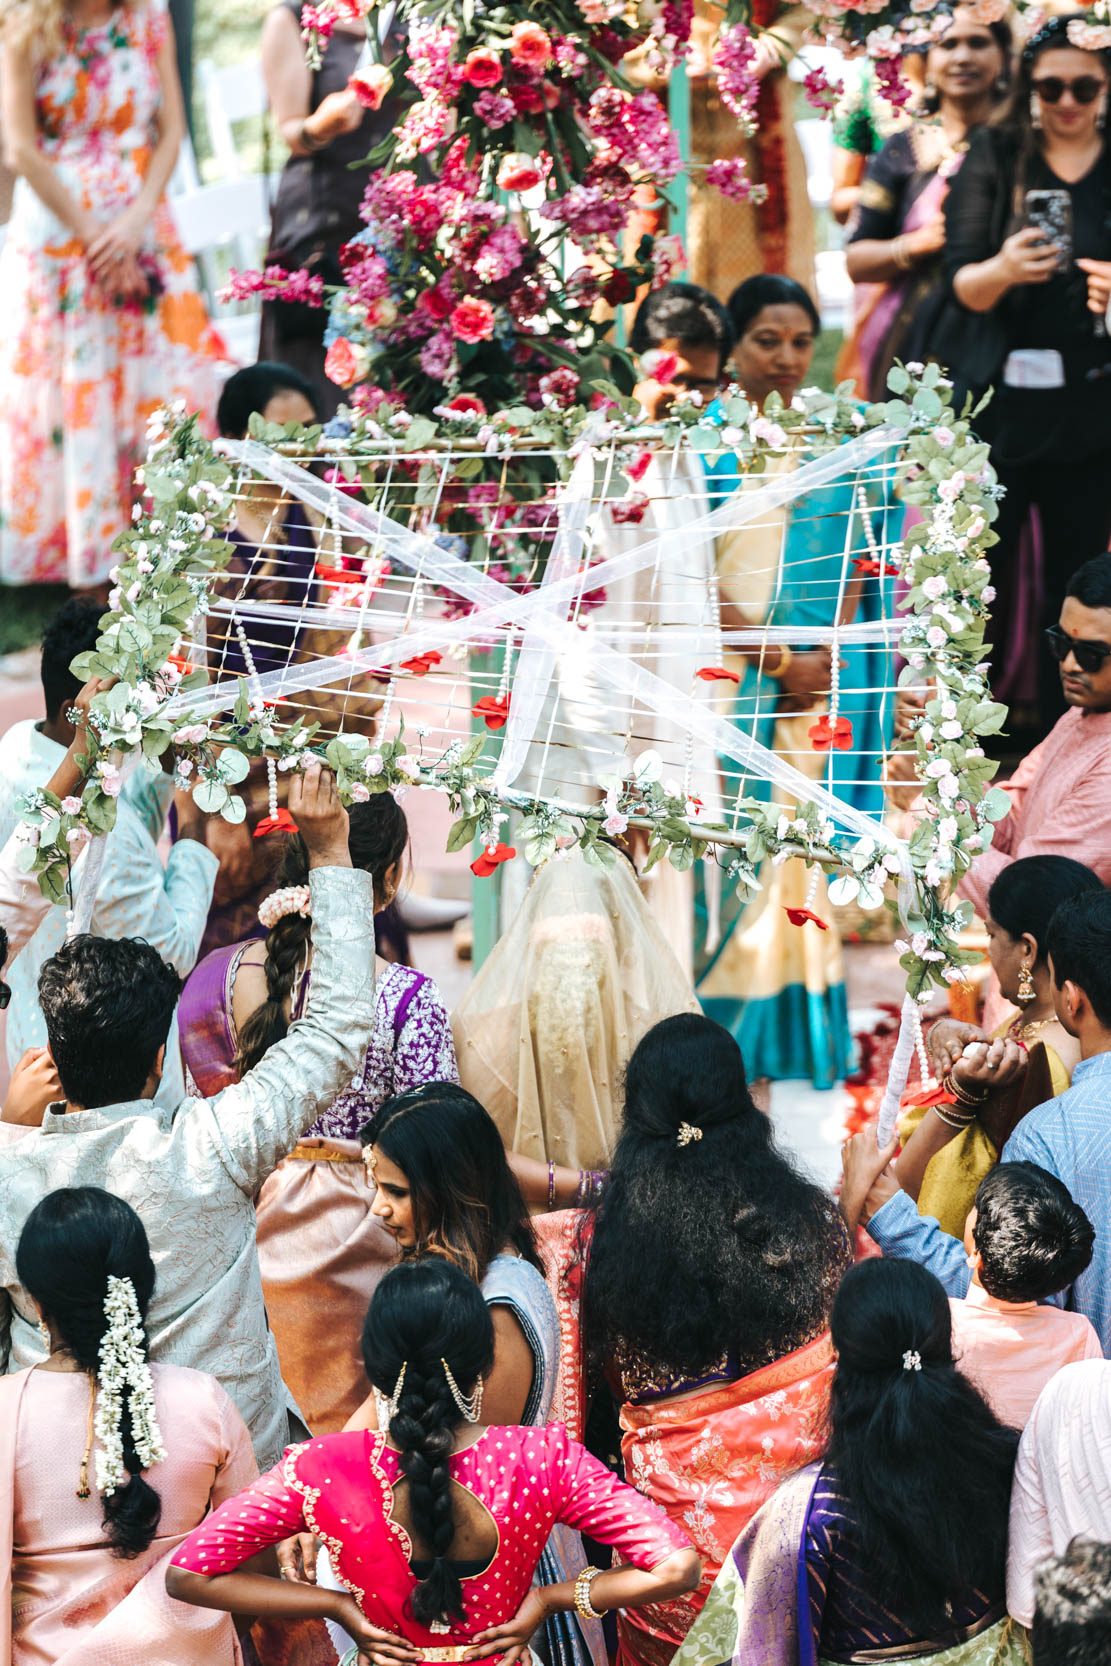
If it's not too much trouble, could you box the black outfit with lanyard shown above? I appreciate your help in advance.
[939,123,1111,720]
[259,2,404,417]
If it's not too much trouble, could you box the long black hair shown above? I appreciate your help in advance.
[988,854,1102,961]
[236,797,408,1077]
[362,1259,495,1627]
[16,1188,163,1558]
[827,1259,1018,1634]
[993,14,1111,197]
[583,1013,846,1381]
[360,1083,540,1282]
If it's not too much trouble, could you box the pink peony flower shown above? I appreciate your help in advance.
[348,63,393,108]
[509,20,552,68]
[450,296,496,344]
[464,46,502,86]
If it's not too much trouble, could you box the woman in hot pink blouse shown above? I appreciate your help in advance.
[167,1260,700,1666]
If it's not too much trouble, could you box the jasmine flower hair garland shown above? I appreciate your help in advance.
[94,1275,166,1496]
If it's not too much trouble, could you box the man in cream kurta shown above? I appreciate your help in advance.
[0,780,374,1471]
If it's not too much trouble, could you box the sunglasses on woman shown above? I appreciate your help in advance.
[1045,623,1111,673]
[1032,75,1106,105]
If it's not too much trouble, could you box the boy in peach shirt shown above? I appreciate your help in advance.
[951,1162,1102,1429]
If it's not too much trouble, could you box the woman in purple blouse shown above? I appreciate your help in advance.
[177,794,458,1433]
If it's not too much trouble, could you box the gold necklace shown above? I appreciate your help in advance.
[1010,1014,1055,1042]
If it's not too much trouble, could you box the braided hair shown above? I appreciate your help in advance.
[16,1187,163,1558]
[362,1260,495,1627]
[236,795,408,1077]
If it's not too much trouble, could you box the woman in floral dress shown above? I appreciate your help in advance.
[0,0,228,587]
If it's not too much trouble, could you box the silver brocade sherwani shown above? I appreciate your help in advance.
[0,864,376,1471]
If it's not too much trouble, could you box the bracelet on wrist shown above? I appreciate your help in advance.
[574,1566,605,1621]
[933,1103,979,1131]
[548,1160,556,1212]
[892,235,913,272]
[763,643,793,681]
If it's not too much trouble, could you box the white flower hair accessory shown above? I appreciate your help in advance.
[258,884,312,930]
[902,1350,923,1373]
[95,1275,166,1496]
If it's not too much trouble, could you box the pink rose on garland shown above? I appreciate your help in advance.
[324,336,368,387]
[464,46,502,86]
[450,297,496,344]
[496,152,543,193]
[348,63,393,108]
[509,20,552,68]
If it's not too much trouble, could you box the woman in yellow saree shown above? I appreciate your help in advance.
[898,855,1101,1237]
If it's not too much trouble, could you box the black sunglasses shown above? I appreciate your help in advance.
[1033,75,1106,105]
[1046,623,1111,673]
[0,981,9,1011]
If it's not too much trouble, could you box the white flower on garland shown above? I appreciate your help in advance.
[94,1274,167,1496]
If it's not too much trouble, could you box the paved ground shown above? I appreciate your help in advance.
[0,647,904,1184]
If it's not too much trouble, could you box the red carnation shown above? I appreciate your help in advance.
[471,840,516,877]
[809,714,854,752]
[783,907,828,930]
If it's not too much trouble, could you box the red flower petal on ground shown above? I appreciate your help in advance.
[784,906,829,930]
[254,808,299,838]
[471,841,516,877]
[473,694,511,730]
[696,666,741,683]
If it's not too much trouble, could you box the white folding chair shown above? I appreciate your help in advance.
[170,175,270,362]
[198,57,268,181]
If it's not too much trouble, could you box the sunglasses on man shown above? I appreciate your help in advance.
[1045,623,1111,674]
[1032,75,1106,105]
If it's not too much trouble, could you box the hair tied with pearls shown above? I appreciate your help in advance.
[677,1121,703,1148]
[258,884,311,930]
[96,1275,166,1495]
[902,1349,923,1373]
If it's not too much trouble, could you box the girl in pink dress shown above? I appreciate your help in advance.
[2,1186,257,1665]
[167,1259,701,1666]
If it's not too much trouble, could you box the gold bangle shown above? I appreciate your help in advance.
[762,644,793,681]
[574,1566,605,1621]
[933,1103,978,1130]
[892,235,913,271]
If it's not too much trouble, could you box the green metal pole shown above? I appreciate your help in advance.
[469,643,504,971]
[669,58,691,266]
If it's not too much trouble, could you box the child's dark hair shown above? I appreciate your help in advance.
[16,1187,163,1558]
[1033,1537,1111,1665]
[972,1162,1095,1304]
[629,281,736,374]
[235,797,408,1077]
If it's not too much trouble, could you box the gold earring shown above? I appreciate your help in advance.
[1017,963,1036,1005]
[38,1318,51,1350]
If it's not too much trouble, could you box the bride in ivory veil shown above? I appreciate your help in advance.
[452,845,699,1173]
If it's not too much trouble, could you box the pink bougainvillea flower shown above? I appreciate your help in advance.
[471,841,516,877]
[809,715,854,752]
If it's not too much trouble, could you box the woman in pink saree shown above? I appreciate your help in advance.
[535,1015,852,1666]
[2,1186,258,1666]
[167,1259,701,1665]
[841,6,1012,402]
